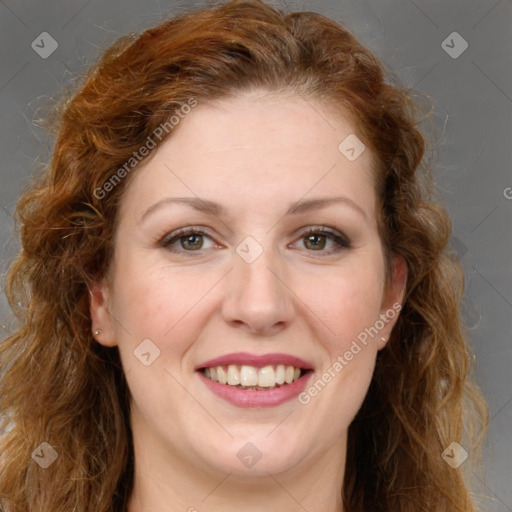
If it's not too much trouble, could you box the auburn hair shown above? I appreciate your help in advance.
[0,1,488,511]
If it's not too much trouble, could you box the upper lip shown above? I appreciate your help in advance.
[195,352,314,371]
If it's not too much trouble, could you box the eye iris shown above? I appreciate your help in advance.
[168,230,342,252]
[182,234,203,250]
[304,233,326,250]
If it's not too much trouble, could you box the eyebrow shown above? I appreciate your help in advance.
[139,195,367,223]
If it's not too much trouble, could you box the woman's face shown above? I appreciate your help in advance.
[91,91,406,483]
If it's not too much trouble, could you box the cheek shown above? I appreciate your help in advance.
[295,256,383,418]
[302,258,384,349]
[109,258,216,369]
[109,263,214,424]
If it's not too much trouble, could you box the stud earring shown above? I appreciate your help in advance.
[94,329,102,336]
[381,336,386,342]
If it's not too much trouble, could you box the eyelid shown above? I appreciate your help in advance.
[290,226,351,254]
[160,225,351,255]
[160,227,218,249]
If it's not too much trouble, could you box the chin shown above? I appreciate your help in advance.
[193,431,306,478]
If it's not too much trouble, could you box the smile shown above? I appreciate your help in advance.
[196,353,314,408]
[202,364,307,390]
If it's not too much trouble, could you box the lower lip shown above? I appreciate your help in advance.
[198,371,313,408]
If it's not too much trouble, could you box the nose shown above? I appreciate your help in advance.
[221,245,296,336]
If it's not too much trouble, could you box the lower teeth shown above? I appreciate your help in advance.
[230,383,286,390]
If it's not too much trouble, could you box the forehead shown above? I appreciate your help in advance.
[119,91,377,223]
[166,91,365,161]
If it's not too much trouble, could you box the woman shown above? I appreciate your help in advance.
[0,0,488,510]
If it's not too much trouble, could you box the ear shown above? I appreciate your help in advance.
[377,255,407,350]
[89,279,118,347]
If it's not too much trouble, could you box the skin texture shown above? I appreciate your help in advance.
[90,90,407,512]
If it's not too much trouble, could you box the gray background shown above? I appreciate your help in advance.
[0,0,510,510]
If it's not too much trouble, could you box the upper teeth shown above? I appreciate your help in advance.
[204,364,302,388]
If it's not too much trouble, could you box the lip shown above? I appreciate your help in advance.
[198,370,314,408]
[195,352,314,371]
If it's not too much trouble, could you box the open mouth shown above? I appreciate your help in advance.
[201,364,309,390]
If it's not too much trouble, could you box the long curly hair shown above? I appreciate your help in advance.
[0,1,488,510]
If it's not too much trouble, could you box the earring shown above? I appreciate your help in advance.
[381,336,386,342]
[94,329,102,336]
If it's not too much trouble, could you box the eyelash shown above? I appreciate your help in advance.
[160,226,351,256]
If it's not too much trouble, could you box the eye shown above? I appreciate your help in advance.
[292,227,351,255]
[160,226,351,256]
[161,227,217,252]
